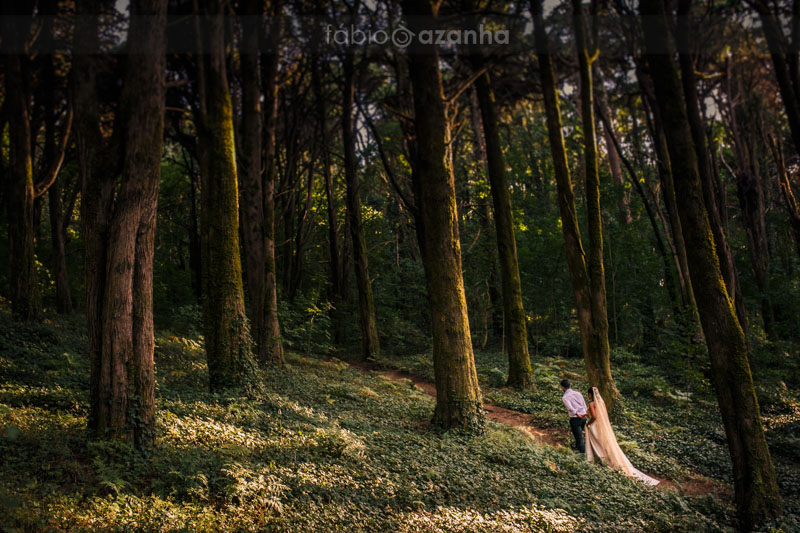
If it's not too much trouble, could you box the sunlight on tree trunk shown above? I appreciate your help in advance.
[194,0,254,389]
[403,0,484,432]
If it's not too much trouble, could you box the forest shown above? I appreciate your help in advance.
[1,0,800,531]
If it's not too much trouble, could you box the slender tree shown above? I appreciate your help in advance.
[73,0,168,448]
[403,0,484,431]
[3,2,37,321]
[342,39,381,361]
[532,0,619,415]
[641,0,782,528]
[674,0,748,332]
[471,66,533,389]
[238,0,284,365]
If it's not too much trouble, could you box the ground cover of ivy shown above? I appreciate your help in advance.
[0,311,795,531]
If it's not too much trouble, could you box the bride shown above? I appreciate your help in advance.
[585,386,659,486]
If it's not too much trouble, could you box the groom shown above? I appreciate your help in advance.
[560,379,588,453]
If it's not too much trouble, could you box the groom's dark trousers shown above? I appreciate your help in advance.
[569,416,586,453]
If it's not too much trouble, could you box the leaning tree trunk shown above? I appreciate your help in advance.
[74,0,167,449]
[533,0,618,414]
[472,69,533,389]
[194,0,254,389]
[403,0,484,432]
[642,1,782,529]
[342,48,381,361]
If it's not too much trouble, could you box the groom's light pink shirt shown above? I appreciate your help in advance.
[562,389,587,418]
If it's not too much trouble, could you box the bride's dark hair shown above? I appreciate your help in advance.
[587,387,594,400]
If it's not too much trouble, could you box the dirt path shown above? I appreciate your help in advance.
[349,360,730,502]
[377,368,565,447]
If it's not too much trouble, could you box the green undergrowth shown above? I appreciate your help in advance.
[373,345,800,531]
[0,311,784,531]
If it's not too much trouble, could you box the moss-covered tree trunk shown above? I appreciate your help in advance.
[533,0,619,414]
[194,0,254,389]
[403,0,484,432]
[74,0,167,448]
[674,0,747,333]
[3,5,37,321]
[342,49,380,361]
[237,0,283,366]
[642,0,782,528]
[472,70,533,389]
[572,0,618,413]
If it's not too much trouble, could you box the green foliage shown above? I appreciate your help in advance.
[0,308,761,532]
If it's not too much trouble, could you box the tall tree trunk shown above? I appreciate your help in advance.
[313,48,346,345]
[237,0,283,365]
[750,0,800,158]
[642,1,782,528]
[74,0,167,448]
[725,62,774,335]
[595,78,632,225]
[676,0,748,332]
[194,0,254,389]
[572,0,618,413]
[639,72,696,311]
[39,0,72,315]
[533,0,619,414]
[3,4,37,321]
[42,44,72,315]
[342,47,380,361]
[262,6,284,364]
[403,0,484,432]
[472,69,533,389]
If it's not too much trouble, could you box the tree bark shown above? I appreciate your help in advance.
[262,4,284,364]
[313,47,346,345]
[74,0,167,448]
[642,1,782,528]
[237,0,283,365]
[572,0,618,413]
[638,71,696,311]
[533,0,619,414]
[749,0,800,159]
[403,0,484,432]
[3,4,37,321]
[194,0,254,389]
[473,70,533,389]
[676,0,748,333]
[41,38,73,315]
[342,47,381,361]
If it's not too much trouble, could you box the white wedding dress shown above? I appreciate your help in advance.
[585,387,659,486]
